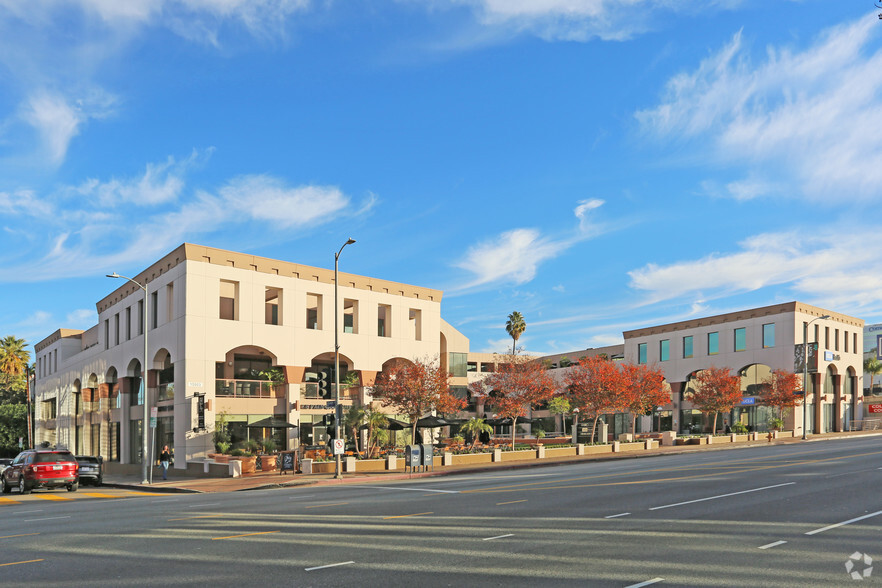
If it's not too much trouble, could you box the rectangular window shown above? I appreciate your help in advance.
[637,343,647,365]
[734,327,746,352]
[114,313,120,346]
[824,326,830,350]
[138,300,144,335]
[409,308,422,341]
[708,332,719,355]
[104,319,110,350]
[219,280,239,321]
[467,362,478,373]
[834,328,839,351]
[659,339,670,362]
[343,299,358,334]
[762,323,775,348]
[854,333,858,353]
[125,306,131,341]
[480,362,495,373]
[151,291,158,329]
[306,293,322,330]
[265,287,282,325]
[378,304,391,337]
[683,336,693,359]
[449,352,467,377]
[166,283,174,322]
[844,331,849,353]
[814,324,819,343]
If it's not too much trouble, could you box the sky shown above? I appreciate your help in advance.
[2,0,882,358]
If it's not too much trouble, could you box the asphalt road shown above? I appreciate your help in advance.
[2,436,881,587]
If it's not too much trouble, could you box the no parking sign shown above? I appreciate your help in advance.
[331,438,345,455]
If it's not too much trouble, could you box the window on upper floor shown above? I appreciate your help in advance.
[125,306,131,341]
[265,287,282,326]
[166,283,174,323]
[845,331,849,353]
[467,362,478,373]
[306,293,322,330]
[104,319,110,350]
[220,280,239,321]
[660,339,670,362]
[114,313,120,346]
[637,343,647,365]
[763,323,775,348]
[409,308,422,341]
[825,326,830,350]
[480,362,495,373]
[734,327,746,352]
[835,328,840,351]
[138,300,144,335]
[151,291,158,329]
[378,304,391,337]
[343,299,358,334]
[683,336,693,359]
[708,332,719,355]
[449,352,467,377]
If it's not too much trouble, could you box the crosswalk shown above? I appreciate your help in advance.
[0,489,158,506]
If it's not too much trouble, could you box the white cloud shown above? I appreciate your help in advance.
[574,198,604,232]
[216,176,350,228]
[636,16,882,202]
[65,308,97,327]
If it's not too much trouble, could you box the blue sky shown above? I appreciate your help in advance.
[2,0,881,357]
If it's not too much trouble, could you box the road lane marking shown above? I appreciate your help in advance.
[0,559,44,567]
[188,502,221,508]
[496,500,527,505]
[81,493,117,498]
[151,498,180,502]
[483,534,514,541]
[383,512,433,519]
[649,482,795,511]
[305,503,349,509]
[36,494,72,501]
[305,561,354,571]
[758,540,787,549]
[11,510,42,514]
[0,533,40,540]
[24,516,71,522]
[350,485,459,494]
[805,510,882,536]
[0,497,21,505]
[605,513,631,519]
[168,515,224,521]
[212,531,280,540]
[624,578,664,587]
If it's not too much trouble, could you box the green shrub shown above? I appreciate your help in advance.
[731,422,748,434]
[216,441,231,454]
[230,448,246,457]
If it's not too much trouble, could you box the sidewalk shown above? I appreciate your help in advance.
[102,429,882,494]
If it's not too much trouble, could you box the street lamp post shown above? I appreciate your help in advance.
[334,238,356,480]
[802,314,830,441]
[107,272,150,484]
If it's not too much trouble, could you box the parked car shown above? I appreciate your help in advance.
[0,457,12,475]
[1,450,79,494]
[75,455,103,486]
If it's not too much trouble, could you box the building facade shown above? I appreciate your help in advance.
[33,244,470,470]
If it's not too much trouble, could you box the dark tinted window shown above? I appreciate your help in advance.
[76,456,100,464]
[34,452,75,464]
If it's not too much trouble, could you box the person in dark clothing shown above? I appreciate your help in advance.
[415,430,424,445]
[480,430,491,445]
[160,445,171,480]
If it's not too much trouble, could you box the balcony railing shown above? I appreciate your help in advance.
[215,379,285,399]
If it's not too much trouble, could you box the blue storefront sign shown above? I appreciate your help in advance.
[739,397,756,406]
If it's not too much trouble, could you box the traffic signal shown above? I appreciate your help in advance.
[317,368,331,398]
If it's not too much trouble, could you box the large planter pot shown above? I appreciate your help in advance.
[259,455,277,471]
[232,456,257,474]
[213,454,231,464]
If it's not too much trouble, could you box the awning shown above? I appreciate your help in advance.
[246,417,298,429]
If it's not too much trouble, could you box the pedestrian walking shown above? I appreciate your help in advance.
[160,445,171,480]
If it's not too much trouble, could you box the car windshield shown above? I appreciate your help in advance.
[34,452,75,464]
[77,457,100,464]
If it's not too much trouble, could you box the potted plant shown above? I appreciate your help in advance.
[768,417,784,432]
[230,446,257,474]
[214,441,232,463]
[259,438,278,470]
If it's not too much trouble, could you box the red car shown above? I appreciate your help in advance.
[1,450,79,494]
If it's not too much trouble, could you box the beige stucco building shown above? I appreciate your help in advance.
[33,243,470,471]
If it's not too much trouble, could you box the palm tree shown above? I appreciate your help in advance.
[865,357,882,395]
[458,417,493,450]
[363,409,388,459]
[505,312,526,355]
[343,405,365,456]
[0,336,30,385]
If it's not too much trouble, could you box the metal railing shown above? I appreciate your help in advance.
[215,379,285,398]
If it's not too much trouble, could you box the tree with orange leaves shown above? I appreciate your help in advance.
[620,363,670,434]
[371,357,465,445]
[759,369,802,420]
[469,354,555,449]
[687,367,742,433]
[562,355,627,443]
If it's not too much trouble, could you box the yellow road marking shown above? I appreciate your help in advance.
[0,497,21,506]
[0,533,40,540]
[81,493,117,498]
[0,559,44,567]
[305,503,348,508]
[36,494,72,501]
[496,500,527,505]
[168,515,224,521]
[124,492,162,496]
[383,512,433,520]
[212,531,280,540]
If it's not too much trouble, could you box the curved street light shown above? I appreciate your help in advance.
[802,314,830,441]
[107,272,151,484]
[334,238,356,480]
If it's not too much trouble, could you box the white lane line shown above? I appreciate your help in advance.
[305,561,355,572]
[605,512,631,519]
[23,516,71,522]
[805,510,882,536]
[483,534,514,541]
[288,495,316,499]
[12,510,43,515]
[758,540,787,550]
[349,485,459,494]
[649,482,795,511]
[825,469,874,479]
[624,578,664,587]
[188,502,221,508]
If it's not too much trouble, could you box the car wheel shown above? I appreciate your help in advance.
[19,477,30,495]
[67,482,78,492]
[1,476,9,494]
[95,477,102,486]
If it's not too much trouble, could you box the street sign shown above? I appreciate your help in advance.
[331,438,345,455]
[739,397,756,406]
[326,401,337,408]
[151,407,158,418]
[150,417,157,428]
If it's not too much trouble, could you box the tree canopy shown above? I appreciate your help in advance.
[687,367,742,433]
[505,312,526,355]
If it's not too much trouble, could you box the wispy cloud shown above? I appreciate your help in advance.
[636,15,882,202]
[452,199,606,291]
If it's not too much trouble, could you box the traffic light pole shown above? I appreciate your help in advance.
[333,238,355,480]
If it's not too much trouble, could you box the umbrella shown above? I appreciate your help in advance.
[415,415,454,428]
[246,417,298,429]
[359,417,409,431]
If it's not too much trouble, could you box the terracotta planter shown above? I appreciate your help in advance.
[213,454,231,464]
[260,455,277,471]
[232,456,257,474]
